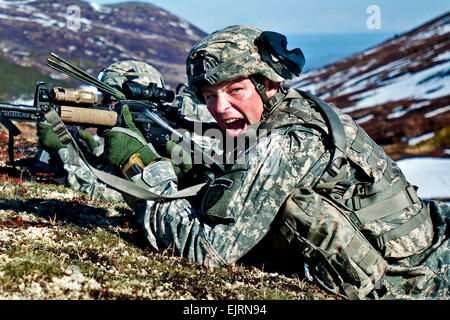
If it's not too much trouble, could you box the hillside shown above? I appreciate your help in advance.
[0,0,206,100]
[0,4,449,302]
[0,55,68,100]
[0,145,336,300]
[288,12,450,160]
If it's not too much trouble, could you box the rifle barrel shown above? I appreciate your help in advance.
[0,103,37,121]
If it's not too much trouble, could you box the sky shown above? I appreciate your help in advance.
[90,0,449,35]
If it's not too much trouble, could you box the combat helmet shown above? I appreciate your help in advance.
[174,85,216,123]
[98,60,165,90]
[186,25,305,108]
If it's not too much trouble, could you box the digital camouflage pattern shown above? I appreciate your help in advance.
[120,88,448,300]
[36,120,123,201]
[186,24,448,299]
[53,28,449,299]
[174,86,216,123]
[264,89,449,299]
[57,147,123,202]
[382,200,449,299]
[100,60,165,90]
[50,88,220,201]
[57,87,449,299]
[172,86,221,153]
[186,25,286,101]
[123,118,330,267]
[39,60,166,201]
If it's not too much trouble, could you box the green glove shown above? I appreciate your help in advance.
[77,129,100,154]
[165,141,193,174]
[102,105,160,168]
[37,122,66,154]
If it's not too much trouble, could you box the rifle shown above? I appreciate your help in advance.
[0,53,224,171]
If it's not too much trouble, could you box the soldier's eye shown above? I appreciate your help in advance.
[230,87,243,94]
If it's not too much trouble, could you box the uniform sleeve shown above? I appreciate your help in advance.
[125,126,330,267]
[57,148,124,202]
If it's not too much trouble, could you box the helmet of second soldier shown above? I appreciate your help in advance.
[174,85,216,123]
[99,60,165,90]
[186,25,289,102]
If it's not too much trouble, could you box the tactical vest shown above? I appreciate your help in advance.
[261,89,435,299]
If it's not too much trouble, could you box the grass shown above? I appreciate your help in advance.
[405,125,450,154]
[0,55,68,101]
[0,166,337,300]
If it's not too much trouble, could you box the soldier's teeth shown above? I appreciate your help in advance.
[228,128,243,135]
[224,119,239,124]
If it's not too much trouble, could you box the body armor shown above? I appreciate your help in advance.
[260,88,436,299]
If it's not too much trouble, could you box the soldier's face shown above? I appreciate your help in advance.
[201,78,264,137]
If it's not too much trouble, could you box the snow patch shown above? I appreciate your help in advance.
[433,51,450,62]
[410,22,450,41]
[341,60,450,113]
[396,157,450,199]
[425,105,450,118]
[355,114,374,124]
[387,101,431,119]
[387,107,408,119]
[408,132,435,145]
[0,0,35,7]
[0,11,68,29]
[89,1,112,14]
[15,3,36,14]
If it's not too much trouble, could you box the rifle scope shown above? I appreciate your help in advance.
[122,81,175,103]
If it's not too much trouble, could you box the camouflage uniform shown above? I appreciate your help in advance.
[99,60,165,90]
[57,60,219,201]
[120,86,449,300]
[123,114,327,264]
[174,85,216,123]
[51,60,168,202]
[172,86,221,153]
[64,27,449,299]
[122,26,449,299]
[57,147,123,201]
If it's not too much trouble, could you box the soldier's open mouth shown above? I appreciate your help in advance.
[223,118,247,136]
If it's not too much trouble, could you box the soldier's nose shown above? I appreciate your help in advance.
[215,94,231,114]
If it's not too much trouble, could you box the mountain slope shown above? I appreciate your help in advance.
[289,12,450,160]
[0,0,206,99]
[0,55,68,100]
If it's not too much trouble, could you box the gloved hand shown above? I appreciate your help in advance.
[77,129,100,154]
[37,122,66,154]
[165,141,192,174]
[38,122,102,156]
[101,104,160,169]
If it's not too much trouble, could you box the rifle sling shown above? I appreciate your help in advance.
[44,109,206,201]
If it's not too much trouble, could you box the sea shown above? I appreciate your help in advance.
[285,32,398,71]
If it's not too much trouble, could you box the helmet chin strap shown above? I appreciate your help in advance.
[249,76,286,120]
[249,76,270,105]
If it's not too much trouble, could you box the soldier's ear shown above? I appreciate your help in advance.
[264,79,280,99]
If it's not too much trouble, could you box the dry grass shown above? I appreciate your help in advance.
[0,164,337,300]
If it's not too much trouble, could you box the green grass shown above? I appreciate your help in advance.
[0,55,68,100]
[0,170,338,300]
[0,248,63,283]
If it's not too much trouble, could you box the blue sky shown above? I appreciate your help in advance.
[90,0,449,35]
